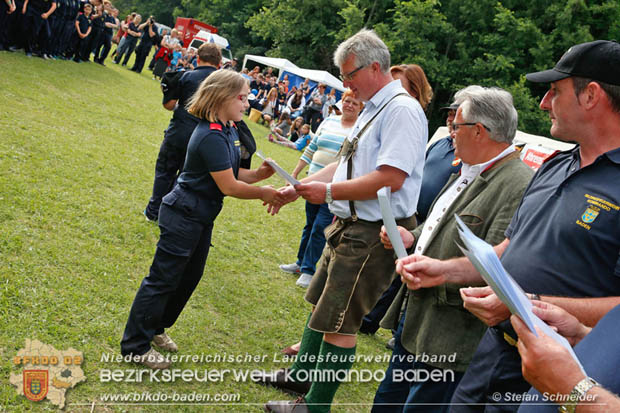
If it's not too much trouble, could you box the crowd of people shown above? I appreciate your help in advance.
[0,0,210,77]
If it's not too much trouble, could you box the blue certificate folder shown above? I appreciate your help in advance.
[454,215,585,374]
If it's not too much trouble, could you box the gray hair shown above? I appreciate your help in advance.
[333,29,391,74]
[453,86,518,144]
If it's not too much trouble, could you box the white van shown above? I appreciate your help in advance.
[187,30,233,64]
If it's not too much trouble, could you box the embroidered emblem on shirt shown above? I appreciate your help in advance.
[581,206,599,224]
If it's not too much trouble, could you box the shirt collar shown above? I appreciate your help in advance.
[461,145,516,177]
[366,80,407,110]
[602,146,620,164]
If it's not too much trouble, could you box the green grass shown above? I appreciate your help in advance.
[0,51,393,412]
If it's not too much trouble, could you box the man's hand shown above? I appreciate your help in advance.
[396,255,447,290]
[530,300,591,346]
[511,315,585,396]
[294,181,326,204]
[41,12,48,19]
[460,286,510,326]
[8,2,16,13]
[264,185,298,215]
[380,225,414,250]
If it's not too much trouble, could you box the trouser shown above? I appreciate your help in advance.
[450,321,529,412]
[8,0,26,49]
[131,43,152,72]
[372,314,465,413]
[121,189,223,356]
[0,2,10,48]
[73,34,90,61]
[94,32,112,62]
[48,14,63,55]
[86,28,103,60]
[60,19,76,56]
[148,46,161,70]
[114,37,136,65]
[295,202,333,275]
[360,275,401,334]
[304,107,323,133]
[145,139,188,220]
[24,8,50,54]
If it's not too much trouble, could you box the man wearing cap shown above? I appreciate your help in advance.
[395,40,620,412]
[372,85,533,413]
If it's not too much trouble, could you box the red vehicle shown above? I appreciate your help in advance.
[174,17,218,48]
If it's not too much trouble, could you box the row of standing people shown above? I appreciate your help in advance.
[0,0,120,63]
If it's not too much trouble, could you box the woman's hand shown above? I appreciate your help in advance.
[260,185,283,205]
[255,160,276,181]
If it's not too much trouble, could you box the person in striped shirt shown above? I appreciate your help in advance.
[278,89,363,289]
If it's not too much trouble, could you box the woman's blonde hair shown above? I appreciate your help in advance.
[266,87,278,101]
[187,70,247,122]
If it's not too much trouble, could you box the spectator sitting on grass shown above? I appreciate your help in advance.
[269,123,312,151]
[285,88,306,118]
[259,87,279,126]
[270,112,292,139]
[270,115,304,143]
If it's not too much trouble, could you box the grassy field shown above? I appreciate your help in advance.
[0,51,393,412]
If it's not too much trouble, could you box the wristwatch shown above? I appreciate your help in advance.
[559,377,599,413]
[325,183,333,204]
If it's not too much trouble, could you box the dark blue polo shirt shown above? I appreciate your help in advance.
[177,121,241,200]
[165,65,217,148]
[501,146,620,297]
[416,136,462,222]
[76,13,91,35]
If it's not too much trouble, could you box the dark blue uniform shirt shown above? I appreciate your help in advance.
[165,65,217,148]
[501,145,620,297]
[416,136,462,222]
[177,121,240,200]
[76,13,91,34]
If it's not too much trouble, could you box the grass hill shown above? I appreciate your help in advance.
[0,51,392,412]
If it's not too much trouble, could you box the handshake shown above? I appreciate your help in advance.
[262,182,329,215]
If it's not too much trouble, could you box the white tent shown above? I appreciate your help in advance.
[241,54,346,92]
[242,54,299,74]
[281,67,346,92]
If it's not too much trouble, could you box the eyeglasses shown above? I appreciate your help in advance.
[451,122,491,132]
[339,65,367,81]
[237,95,248,103]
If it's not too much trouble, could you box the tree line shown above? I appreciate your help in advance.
[114,0,620,136]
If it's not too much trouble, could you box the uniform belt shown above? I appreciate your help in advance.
[492,320,518,347]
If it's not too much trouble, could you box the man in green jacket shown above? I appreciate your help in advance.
[372,85,534,412]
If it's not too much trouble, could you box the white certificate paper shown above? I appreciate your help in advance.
[256,150,301,186]
[377,186,408,259]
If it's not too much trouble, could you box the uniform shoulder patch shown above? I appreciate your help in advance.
[209,123,222,131]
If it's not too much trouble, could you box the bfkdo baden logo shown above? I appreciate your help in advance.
[24,370,49,402]
[10,339,86,409]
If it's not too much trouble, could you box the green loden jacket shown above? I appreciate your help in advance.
[380,150,534,372]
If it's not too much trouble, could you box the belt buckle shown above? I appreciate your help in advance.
[503,332,517,347]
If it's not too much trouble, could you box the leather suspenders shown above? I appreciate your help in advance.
[336,92,409,221]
